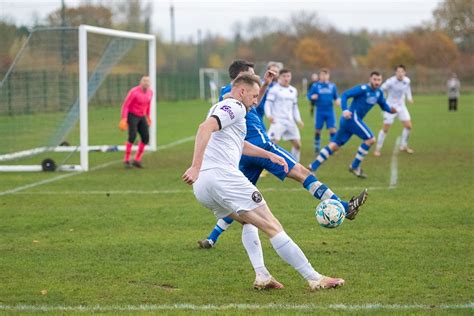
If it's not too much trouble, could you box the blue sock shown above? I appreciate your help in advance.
[351,143,371,170]
[310,145,333,171]
[314,133,321,152]
[207,217,234,243]
[303,174,348,211]
[329,132,336,141]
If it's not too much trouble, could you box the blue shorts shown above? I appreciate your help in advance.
[239,143,297,185]
[333,113,374,146]
[315,109,336,130]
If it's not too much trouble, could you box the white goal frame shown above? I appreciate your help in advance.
[199,68,219,104]
[0,25,157,172]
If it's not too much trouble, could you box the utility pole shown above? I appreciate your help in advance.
[60,0,67,111]
[197,28,202,71]
[61,0,66,28]
[170,3,176,72]
[60,0,67,65]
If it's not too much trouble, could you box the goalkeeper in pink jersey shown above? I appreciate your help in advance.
[118,76,153,168]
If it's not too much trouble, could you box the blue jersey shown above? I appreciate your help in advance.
[218,84,232,102]
[341,83,391,120]
[219,82,270,147]
[245,107,270,146]
[307,81,338,111]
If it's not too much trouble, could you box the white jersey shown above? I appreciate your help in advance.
[264,83,301,123]
[201,98,247,171]
[381,76,413,108]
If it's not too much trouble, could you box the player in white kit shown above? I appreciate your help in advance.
[374,65,414,156]
[265,69,304,161]
[183,74,344,291]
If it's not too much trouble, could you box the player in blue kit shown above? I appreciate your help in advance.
[198,61,368,249]
[307,68,340,154]
[308,71,397,178]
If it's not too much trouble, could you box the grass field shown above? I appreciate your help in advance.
[0,94,473,315]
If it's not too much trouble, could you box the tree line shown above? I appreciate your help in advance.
[0,0,472,86]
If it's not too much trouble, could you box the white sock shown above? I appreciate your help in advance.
[270,231,321,281]
[242,224,270,279]
[216,218,231,231]
[376,130,386,151]
[291,147,300,162]
[400,128,410,148]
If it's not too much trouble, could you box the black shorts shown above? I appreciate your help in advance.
[127,113,149,144]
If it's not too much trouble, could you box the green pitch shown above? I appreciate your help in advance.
[0,95,472,314]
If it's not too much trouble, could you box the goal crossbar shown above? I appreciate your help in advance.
[0,25,157,172]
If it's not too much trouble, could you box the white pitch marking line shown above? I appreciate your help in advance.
[11,186,387,195]
[0,303,472,312]
[0,136,194,197]
[389,136,400,189]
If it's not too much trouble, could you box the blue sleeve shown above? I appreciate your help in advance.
[219,87,225,102]
[377,92,392,112]
[341,85,364,111]
[219,85,231,102]
[333,84,339,100]
[255,100,265,117]
[306,83,316,101]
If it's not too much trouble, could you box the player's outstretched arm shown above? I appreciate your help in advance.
[377,93,396,113]
[182,117,220,185]
[243,141,288,173]
[257,70,277,104]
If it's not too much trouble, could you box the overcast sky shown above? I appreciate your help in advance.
[1,0,441,41]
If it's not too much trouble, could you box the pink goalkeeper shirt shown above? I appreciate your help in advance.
[121,86,153,119]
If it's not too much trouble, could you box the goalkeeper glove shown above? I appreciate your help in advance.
[146,116,152,126]
[118,118,128,131]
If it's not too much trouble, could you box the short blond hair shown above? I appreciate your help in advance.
[232,74,261,88]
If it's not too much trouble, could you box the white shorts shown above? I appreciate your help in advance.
[267,121,300,141]
[193,167,267,219]
[383,105,411,124]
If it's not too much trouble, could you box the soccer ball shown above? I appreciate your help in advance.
[315,199,345,228]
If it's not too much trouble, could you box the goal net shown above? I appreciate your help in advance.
[0,25,156,172]
[199,68,227,104]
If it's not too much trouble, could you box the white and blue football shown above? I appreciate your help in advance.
[315,199,345,228]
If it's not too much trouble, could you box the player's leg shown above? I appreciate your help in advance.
[309,121,349,172]
[325,110,337,142]
[290,138,301,162]
[308,141,340,171]
[230,204,344,290]
[375,112,395,156]
[207,169,283,289]
[399,121,413,153]
[133,116,149,168]
[198,217,234,249]
[314,110,324,153]
[262,143,366,219]
[241,222,283,289]
[267,122,283,145]
[198,156,263,248]
[454,98,458,111]
[125,113,139,167]
[314,129,321,154]
[282,123,301,162]
[349,116,375,178]
[290,165,344,211]
[398,106,413,153]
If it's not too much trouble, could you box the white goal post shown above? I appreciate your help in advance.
[79,25,157,172]
[199,68,220,104]
[0,25,157,172]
